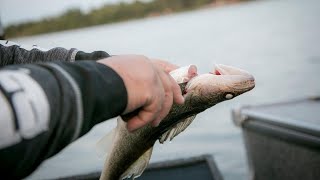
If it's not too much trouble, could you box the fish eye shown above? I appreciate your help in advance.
[224,93,234,100]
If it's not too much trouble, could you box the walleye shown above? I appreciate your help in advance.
[97,64,255,180]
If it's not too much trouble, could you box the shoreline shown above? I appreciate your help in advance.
[5,0,252,39]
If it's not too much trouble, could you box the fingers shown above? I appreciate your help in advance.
[151,59,190,103]
[126,110,158,132]
[127,66,184,131]
[152,59,184,126]
[127,86,164,132]
[169,75,185,104]
[151,70,174,127]
[151,67,184,127]
[127,73,165,131]
[152,90,172,127]
[105,55,185,132]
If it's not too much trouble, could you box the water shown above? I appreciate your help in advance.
[14,0,320,179]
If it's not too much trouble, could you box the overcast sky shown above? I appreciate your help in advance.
[0,0,135,27]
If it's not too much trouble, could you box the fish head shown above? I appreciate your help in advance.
[157,64,255,137]
[184,64,255,108]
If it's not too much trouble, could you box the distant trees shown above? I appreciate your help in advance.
[5,0,249,38]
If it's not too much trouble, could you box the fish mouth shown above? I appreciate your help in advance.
[211,64,255,81]
[185,64,255,97]
[212,64,255,93]
[155,64,256,143]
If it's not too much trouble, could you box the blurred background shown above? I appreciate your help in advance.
[1,0,319,179]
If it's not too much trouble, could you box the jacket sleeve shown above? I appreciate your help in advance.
[0,60,127,179]
[0,40,110,67]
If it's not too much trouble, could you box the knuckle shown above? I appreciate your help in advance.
[165,91,173,100]
[133,54,149,61]
[139,55,149,61]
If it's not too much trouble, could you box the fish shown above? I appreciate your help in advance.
[96,64,255,180]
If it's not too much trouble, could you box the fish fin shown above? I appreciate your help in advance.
[95,128,116,158]
[171,115,195,140]
[159,115,196,143]
[120,147,153,180]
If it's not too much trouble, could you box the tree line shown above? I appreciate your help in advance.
[5,0,250,38]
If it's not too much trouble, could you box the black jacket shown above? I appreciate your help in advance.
[0,40,127,179]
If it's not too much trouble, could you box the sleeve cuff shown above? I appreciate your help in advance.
[55,60,127,132]
[75,50,110,61]
[69,48,79,62]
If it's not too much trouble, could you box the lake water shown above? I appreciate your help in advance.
[14,0,320,179]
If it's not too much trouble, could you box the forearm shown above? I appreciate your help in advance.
[0,40,110,67]
[0,60,127,179]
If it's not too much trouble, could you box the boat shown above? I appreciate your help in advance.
[56,154,223,180]
[232,96,320,180]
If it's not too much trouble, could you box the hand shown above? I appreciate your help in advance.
[98,55,184,132]
[151,58,179,73]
